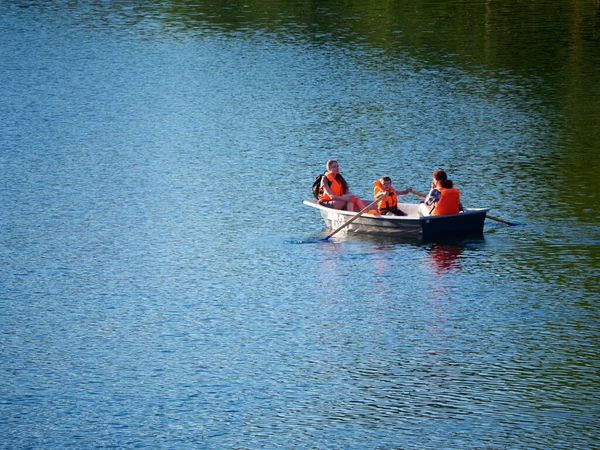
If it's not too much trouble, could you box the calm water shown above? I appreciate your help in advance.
[1,1,599,448]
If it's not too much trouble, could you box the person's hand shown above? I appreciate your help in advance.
[375,192,387,200]
[407,187,413,193]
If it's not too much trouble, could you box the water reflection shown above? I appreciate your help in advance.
[426,243,463,275]
[315,241,346,301]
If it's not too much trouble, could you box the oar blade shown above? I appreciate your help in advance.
[486,214,522,226]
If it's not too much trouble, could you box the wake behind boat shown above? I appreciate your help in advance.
[303,199,489,240]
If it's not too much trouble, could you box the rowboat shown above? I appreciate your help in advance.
[303,199,489,240]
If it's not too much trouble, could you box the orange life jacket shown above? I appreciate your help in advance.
[432,186,460,216]
[318,172,345,201]
[373,180,398,212]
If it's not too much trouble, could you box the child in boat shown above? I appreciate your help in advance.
[373,176,412,216]
[419,169,463,216]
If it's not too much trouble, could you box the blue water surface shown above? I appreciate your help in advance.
[1,2,599,449]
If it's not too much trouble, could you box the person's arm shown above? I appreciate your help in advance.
[321,176,346,200]
[320,176,335,198]
[397,187,412,195]
[425,189,440,206]
[374,186,387,200]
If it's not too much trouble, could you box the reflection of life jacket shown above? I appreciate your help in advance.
[429,244,462,273]
[432,187,460,216]
[318,172,345,201]
[373,180,398,212]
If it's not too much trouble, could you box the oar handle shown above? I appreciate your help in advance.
[322,197,381,240]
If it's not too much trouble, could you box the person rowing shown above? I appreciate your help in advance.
[373,176,412,216]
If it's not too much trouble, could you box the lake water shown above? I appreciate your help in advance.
[1,1,599,448]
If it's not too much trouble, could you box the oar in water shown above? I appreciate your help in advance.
[410,189,518,226]
[321,197,381,241]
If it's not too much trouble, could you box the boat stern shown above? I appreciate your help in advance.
[420,209,488,239]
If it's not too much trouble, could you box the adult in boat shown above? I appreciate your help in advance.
[419,169,462,216]
[373,176,412,216]
[318,160,366,211]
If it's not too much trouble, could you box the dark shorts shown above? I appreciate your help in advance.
[382,208,406,216]
[318,200,337,208]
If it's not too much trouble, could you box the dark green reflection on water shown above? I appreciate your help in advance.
[159,1,600,81]
[158,0,600,219]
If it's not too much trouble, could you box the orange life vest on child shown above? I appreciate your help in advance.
[373,180,398,212]
[432,187,460,216]
[318,172,345,201]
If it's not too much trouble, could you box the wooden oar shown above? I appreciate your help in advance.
[485,214,519,226]
[322,197,381,241]
[410,189,518,226]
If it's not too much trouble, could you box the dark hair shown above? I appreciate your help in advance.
[432,169,447,181]
[441,179,454,188]
[381,176,392,183]
[338,174,349,193]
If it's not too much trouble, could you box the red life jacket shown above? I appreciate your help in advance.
[373,180,398,212]
[432,187,460,216]
[318,172,345,201]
